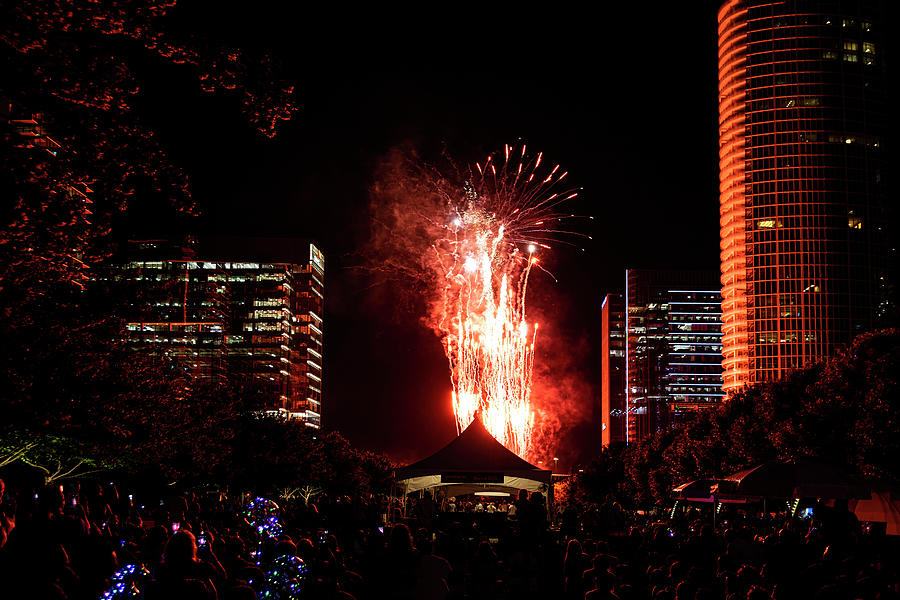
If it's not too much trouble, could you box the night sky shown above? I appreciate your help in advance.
[126,1,730,464]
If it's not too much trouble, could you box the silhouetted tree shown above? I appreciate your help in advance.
[228,415,394,496]
[584,330,900,505]
[1,1,296,484]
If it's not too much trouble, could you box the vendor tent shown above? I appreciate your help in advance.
[671,479,752,504]
[672,479,722,502]
[850,491,900,535]
[394,415,552,497]
[720,459,870,499]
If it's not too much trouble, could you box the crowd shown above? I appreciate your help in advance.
[0,477,898,599]
[442,497,513,515]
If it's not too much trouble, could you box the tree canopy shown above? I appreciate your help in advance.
[0,1,304,487]
[572,330,900,507]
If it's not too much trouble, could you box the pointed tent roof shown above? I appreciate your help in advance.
[395,415,551,484]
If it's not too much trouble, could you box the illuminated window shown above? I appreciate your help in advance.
[254,299,282,307]
[848,217,863,229]
[757,219,782,229]
[799,97,820,107]
[864,56,875,66]
[843,41,858,51]
[842,18,855,28]
[863,42,875,54]
[861,21,872,32]
[254,309,282,319]
[822,50,838,59]
[843,53,858,63]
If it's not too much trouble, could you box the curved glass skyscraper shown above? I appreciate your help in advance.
[718,0,892,391]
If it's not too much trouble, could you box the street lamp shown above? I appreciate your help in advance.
[553,457,559,473]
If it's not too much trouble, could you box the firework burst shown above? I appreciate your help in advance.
[430,144,580,456]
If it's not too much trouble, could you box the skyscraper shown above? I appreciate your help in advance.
[118,238,325,427]
[601,293,626,447]
[625,270,724,443]
[718,0,892,391]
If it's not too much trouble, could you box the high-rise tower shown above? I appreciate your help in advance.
[601,293,626,447]
[624,270,724,443]
[718,0,892,391]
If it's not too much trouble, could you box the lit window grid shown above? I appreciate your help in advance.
[626,273,724,442]
[719,1,889,389]
[121,252,324,423]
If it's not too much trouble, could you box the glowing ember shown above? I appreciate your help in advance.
[431,145,579,456]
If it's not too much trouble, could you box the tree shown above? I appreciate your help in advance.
[228,414,394,497]
[578,330,900,506]
[0,1,296,485]
[2,0,296,288]
[0,429,107,485]
[279,484,324,506]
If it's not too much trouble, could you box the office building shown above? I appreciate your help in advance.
[625,270,724,443]
[718,0,892,391]
[119,238,325,427]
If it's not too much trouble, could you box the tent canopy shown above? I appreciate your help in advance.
[850,491,900,535]
[395,415,551,495]
[720,459,870,499]
[671,479,752,504]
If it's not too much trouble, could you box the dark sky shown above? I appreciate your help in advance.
[129,1,727,464]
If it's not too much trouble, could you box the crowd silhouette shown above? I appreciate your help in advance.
[0,478,898,599]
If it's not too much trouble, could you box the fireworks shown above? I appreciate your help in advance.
[431,144,580,456]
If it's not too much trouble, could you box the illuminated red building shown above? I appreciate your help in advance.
[718,0,892,391]
[601,293,626,447]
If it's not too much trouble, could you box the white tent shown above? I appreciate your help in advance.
[394,415,552,499]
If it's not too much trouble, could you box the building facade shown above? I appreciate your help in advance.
[625,270,724,443]
[601,293,626,447]
[118,238,325,427]
[718,0,892,391]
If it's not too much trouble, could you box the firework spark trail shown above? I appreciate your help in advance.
[433,144,580,456]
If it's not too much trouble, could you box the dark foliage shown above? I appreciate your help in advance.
[0,1,304,485]
[574,330,900,506]
[228,414,395,496]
